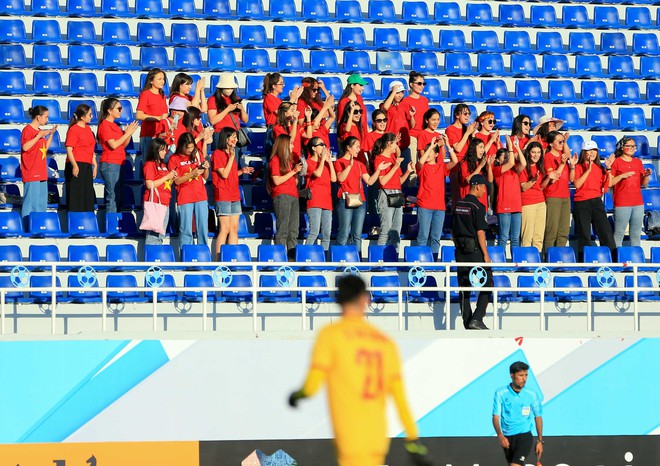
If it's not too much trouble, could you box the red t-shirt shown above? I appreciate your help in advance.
[513,135,530,150]
[137,90,167,138]
[381,102,411,148]
[208,95,240,132]
[211,149,240,202]
[459,162,489,210]
[493,165,523,214]
[363,131,385,154]
[263,93,281,126]
[334,157,367,202]
[445,124,469,161]
[154,117,186,149]
[544,153,570,199]
[297,99,323,117]
[574,164,609,202]
[305,156,333,210]
[474,131,500,157]
[375,153,402,190]
[611,157,645,207]
[401,95,430,125]
[65,123,96,164]
[168,153,207,205]
[305,122,330,149]
[142,160,172,205]
[338,122,362,142]
[269,154,299,198]
[20,124,48,182]
[338,95,368,136]
[519,166,545,206]
[411,128,442,156]
[97,120,126,165]
[273,123,305,159]
[417,161,447,210]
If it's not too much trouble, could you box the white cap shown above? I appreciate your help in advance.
[388,80,406,94]
[583,140,599,151]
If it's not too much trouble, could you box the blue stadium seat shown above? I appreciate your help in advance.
[0,0,27,14]
[521,107,545,128]
[29,211,66,237]
[242,49,273,72]
[439,30,468,53]
[370,274,400,303]
[515,80,547,103]
[0,245,22,273]
[553,107,585,131]
[486,105,513,130]
[297,275,333,303]
[481,79,509,102]
[236,0,266,20]
[569,32,596,54]
[576,55,607,79]
[530,5,560,27]
[633,33,659,55]
[273,25,302,49]
[67,0,96,16]
[609,55,637,79]
[67,212,105,237]
[104,73,136,98]
[144,244,175,265]
[28,275,69,304]
[137,23,166,46]
[103,45,139,70]
[208,48,236,71]
[411,52,439,74]
[499,4,526,27]
[631,136,650,158]
[402,1,431,24]
[220,244,251,270]
[548,80,578,104]
[306,26,335,50]
[594,6,620,29]
[257,244,287,269]
[171,23,202,46]
[0,211,24,237]
[652,247,660,265]
[590,135,617,158]
[67,20,98,44]
[487,245,509,271]
[553,276,586,302]
[28,245,60,269]
[517,275,552,302]
[0,44,27,68]
[222,273,252,302]
[295,244,330,270]
[31,21,61,45]
[33,44,63,69]
[581,81,614,104]
[618,246,646,268]
[67,274,102,303]
[586,107,615,130]
[343,50,371,72]
[107,274,148,303]
[181,274,221,302]
[510,54,541,78]
[182,244,212,269]
[173,48,202,70]
[404,245,435,265]
[140,46,170,70]
[203,0,230,17]
[310,50,340,73]
[471,30,500,53]
[238,213,258,239]
[336,0,362,22]
[67,99,97,124]
[0,129,21,152]
[588,275,618,301]
[101,22,132,45]
[448,79,477,102]
[338,27,367,50]
[547,246,577,272]
[466,3,497,27]
[101,0,130,17]
[439,244,456,271]
[641,57,660,79]
[0,19,27,43]
[68,72,98,96]
[106,243,138,270]
[601,33,627,55]
[368,244,398,270]
[68,44,100,69]
[492,275,516,302]
[625,275,660,302]
[626,7,652,29]
[536,32,564,54]
[67,244,99,270]
[31,0,62,15]
[143,274,177,303]
[619,108,648,131]
[206,24,234,47]
[170,0,203,18]
[503,31,532,54]
[106,212,140,238]
[476,54,505,77]
[258,275,296,302]
[407,275,441,303]
[301,0,329,21]
[0,71,26,95]
[244,102,264,127]
[329,245,361,265]
[405,29,434,52]
[376,51,404,74]
[562,5,589,28]
[643,189,660,211]
[135,0,166,17]
[434,2,465,25]
[0,98,25,123]
[270,0,297,20]
[583,246,612,268]
[368,0,396,23]
[512,246,541,271]
[374,27,403,51]
[647,82,660,104]
[444,52,474,76]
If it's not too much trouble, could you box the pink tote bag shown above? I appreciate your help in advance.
[139,188,168,235]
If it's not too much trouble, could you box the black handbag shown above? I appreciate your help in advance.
[386,191,405,208]
[299,188,312,200]
[230,114,251,148]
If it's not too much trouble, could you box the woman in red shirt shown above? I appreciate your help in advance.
[610,136,652,248]
[363,109,388,155]
[570,140,617,260]
[262,73,302,157]
[459,139,494,210]
[411,108,444,161]
[473,111,501,157]
[21,105,57,221]
[142,138,177,245]
[416,134,457,255]
[304,137,337,251]
[212,128,255,258]
[381,80,415,167]
[532,116,565,152]
[511,114,531,151]
[374,133,414,249]
[446,104,478,211]
[519,142,553,252]
[402,71,430,123]
[334,136,391,254]
[208,73,248,153]
[154,97,189,154]
[65,103,97,212]
[273,102,312,160]
[301,98,335,152]
[543,131,572,255]
[136,68,168,160]
[169,72,207,113]
[338,101,367,166]
[492,137,527,255]
[98,98,139,213]
[337,74,369,136]
[169,132,210,249]
[183,106,214,158]
[269,134,303,258]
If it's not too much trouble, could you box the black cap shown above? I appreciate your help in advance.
[470,174,487,186]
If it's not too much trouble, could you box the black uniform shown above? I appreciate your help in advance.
[452,193,494,329]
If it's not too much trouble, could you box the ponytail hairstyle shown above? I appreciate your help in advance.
[524,141,545,179]
[306,137,324,158]
[422,108,440,130]
[340,136,359,157]
[545,131,562,153]
[175,132,199,163]
[339,102,363,139]
[465,138,485,173]
[275,101,293,127]
[183,106,202,133]
[68,103,92,127]
[99,98,120,126]
[494,147,509,166]
[28,105,49,121]
[370,132,397,161]
[300,77,323,107]
[145,138,168,166]
[262,72,282,96]
[170,72,193,99]
[142,68,166,96]
[614,136,634,158]
[408,70,424,90]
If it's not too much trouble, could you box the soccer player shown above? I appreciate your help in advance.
[492,361,544,466]
[288,275,430,466]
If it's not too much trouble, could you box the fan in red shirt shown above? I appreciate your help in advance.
[208,73,248,151]
[20,105,58,221]
[415,134,457,255]
[169,72,207,113]
[154,96,189,154]
[262,73,303,157]
[380,80,415,163]
[410,108,444,162]
[458,138,494,211]
[337,100,368,166]
[142,138,177,244]
[169,132,210,250]
[492,137,527,255]
[303,137,337,251]
[363,109,388,156]
[531,116,565,153]
[610,136,652,248]
[401,71,430,127]
[301,101,336,151]
[337,74,369,137]
[473,111,502,157]
[136,68,168,158]
[569,140,617,260]
[511,114,532,151]
[519,141,552,253]
[273,101,313,160]
[446,104,478,211]
[298,78,335,149]
[65,103,97,212]
[182,106,213,159]
[542,131,572,254]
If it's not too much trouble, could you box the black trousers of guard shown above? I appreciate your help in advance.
[456,248,494,329]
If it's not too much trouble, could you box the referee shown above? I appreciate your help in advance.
[492,361,544,466]
[451,174,493,330]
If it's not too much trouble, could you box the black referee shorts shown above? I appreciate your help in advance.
[502,431,533,465]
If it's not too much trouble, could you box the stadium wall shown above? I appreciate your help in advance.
[1,336,658,465]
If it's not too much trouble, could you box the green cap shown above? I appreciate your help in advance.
[347,74,368,86]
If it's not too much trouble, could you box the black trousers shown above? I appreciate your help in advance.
[65,161,95,212]
[456,248,494,329]
[573,197,617,261]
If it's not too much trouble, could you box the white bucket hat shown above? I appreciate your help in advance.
[533,115,564,135]
[216,73,238,89]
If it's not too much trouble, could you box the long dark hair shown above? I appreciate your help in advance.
[524,141,545,178]
[145,137,168,166]
[28,105,48,120]
[212,87,240,113]
[217,127,237,152]
[142,68,166,96]
[275,101,293,127]
[68,103,91,127]
[371,132,396,160]
[545,131,563,153]
[340,136,359,157]
[99,97,120,125]
[262,72,282,96]
[170,72,192,98]
[306,136,323,158]
[371,109,386,130]
[339,103,363,139]
[578,148,605,175]
[536,121,553,141]
[511,114,530,139]
[300,77,323,107]
[183,106,202,133]
[422,108,440,130]
[465,138,485,173]
[175,132,199,163]
[452,103,470,137]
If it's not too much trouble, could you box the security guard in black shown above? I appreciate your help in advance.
[452,174,493,330]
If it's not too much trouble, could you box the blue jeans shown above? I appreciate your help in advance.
[377,190,403,249]
[144,206,169,245]
[416,207,445,254]
[306,207,332,251]
[498,212,522,253]
[100,162,124,213]
[140,137,153,162]
[336,201,366,254]
[21,180,47,221]
[614,205,644,247]
[178,201,209,248]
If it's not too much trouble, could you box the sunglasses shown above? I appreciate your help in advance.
[462,112,471,116]
[353,110,362,114]
[374,118,388,123]
[313,143,326,147]
[413,81,426,86]
[275,82,285,86]
[115,106,123,112]
[311,88,319,92]
[556,140,565,144]
[522,121,530,125]
[485,119,496,124]
[624,145,637,149]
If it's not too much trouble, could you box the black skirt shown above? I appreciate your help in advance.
[65,161,95,212]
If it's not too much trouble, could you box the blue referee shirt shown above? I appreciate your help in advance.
[492,384,543,436]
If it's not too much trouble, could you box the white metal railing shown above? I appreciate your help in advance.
[0,261,658,335]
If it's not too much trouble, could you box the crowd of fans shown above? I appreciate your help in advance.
[19,69,652,261]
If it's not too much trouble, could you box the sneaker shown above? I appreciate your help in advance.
[468,320,489,330]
